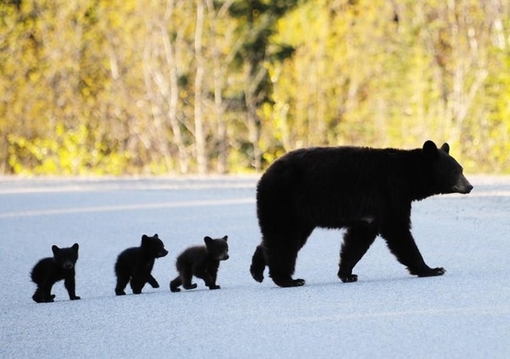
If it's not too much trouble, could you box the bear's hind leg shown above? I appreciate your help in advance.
[250,244,266,283]
[115,273,130,295]
[181,267,197,290]
[338,222,378,283]
[266,228,312,287]
[32,288,44,303]
[170,276,182,292]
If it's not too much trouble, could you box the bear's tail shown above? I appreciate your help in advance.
[250,244,266,283]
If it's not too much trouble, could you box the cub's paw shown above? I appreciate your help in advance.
[183,283,197,290]
[339,274,358,283]
[272,277,306,287]
[115,290,126,296]
[209,285,221,290]
[338,269,358,283]
[417,267,446,277]
[70,296,81,300]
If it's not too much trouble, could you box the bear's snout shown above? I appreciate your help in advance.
[453,174,473,194]
[157,249,168,258]
[62,261,74,270]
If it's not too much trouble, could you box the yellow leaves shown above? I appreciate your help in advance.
[7,124,132,175]
[2,0,510,174]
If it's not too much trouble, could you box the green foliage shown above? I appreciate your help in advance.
[1,0,510,175]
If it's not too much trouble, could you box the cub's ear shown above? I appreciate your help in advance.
[154,234,158,238]
[72,243,79,252]
[440,143,450,154]
[52,245,60,255]
[204,236,213,245]
[141,234,149,245]
[423,140,438,159]
[222,235,228,242]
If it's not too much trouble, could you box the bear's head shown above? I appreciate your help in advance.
[204,235,229,261]
[140,234,168,258]
[423,140,473,195]
[52,243,79,270]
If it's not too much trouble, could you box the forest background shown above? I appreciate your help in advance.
[1,0,509,175]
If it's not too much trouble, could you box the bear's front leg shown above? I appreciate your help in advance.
[206,271,221,290]
[381,220,446,278]
[206,273,220,290]
[194,269,218,290]
[413,267,446,277]
[337,270,358,283]
[130,277,146,294]
[147,275,160,288]
[64,274,81,300]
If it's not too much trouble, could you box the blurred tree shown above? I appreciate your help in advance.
[1,0,509,174]
[228,0,300,171]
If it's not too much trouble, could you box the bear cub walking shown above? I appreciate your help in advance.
[31,243,81,303]
[170,236,229,292]
[115,234,168,295]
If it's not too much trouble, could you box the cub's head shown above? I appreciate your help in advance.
[52,243,79,270]
[423,140,473,195]
[141,234,168,258]
[204,235,229,261]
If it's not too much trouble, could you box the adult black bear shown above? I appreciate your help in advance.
[170,236,229,292]
[31,243,81,303]
[115,234,168,295]
[250,140,473,287]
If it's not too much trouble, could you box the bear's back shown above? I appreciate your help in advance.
[176,246,207,269]
[31,257,57,284]
[115,247,140,274]
[256,146,416,228]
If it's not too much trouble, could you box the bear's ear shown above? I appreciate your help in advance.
[222,235,228,242]
[440,143,450,154]
[204,236,213,245]
[72,243,79,252]
[52,245,60,255]
[423,140,438,159]
[141,234,149,245]
[154,233,158,238]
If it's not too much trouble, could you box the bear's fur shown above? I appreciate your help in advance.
[250,140,473,287]
[115,234,168,295]
[31,243,80,303]
[170,236,229,292]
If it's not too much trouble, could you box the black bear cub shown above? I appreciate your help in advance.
[170,236,229,292]
[31,243,80,303]
[115,234,168,295]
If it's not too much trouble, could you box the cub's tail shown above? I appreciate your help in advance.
[250,244,266,283]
